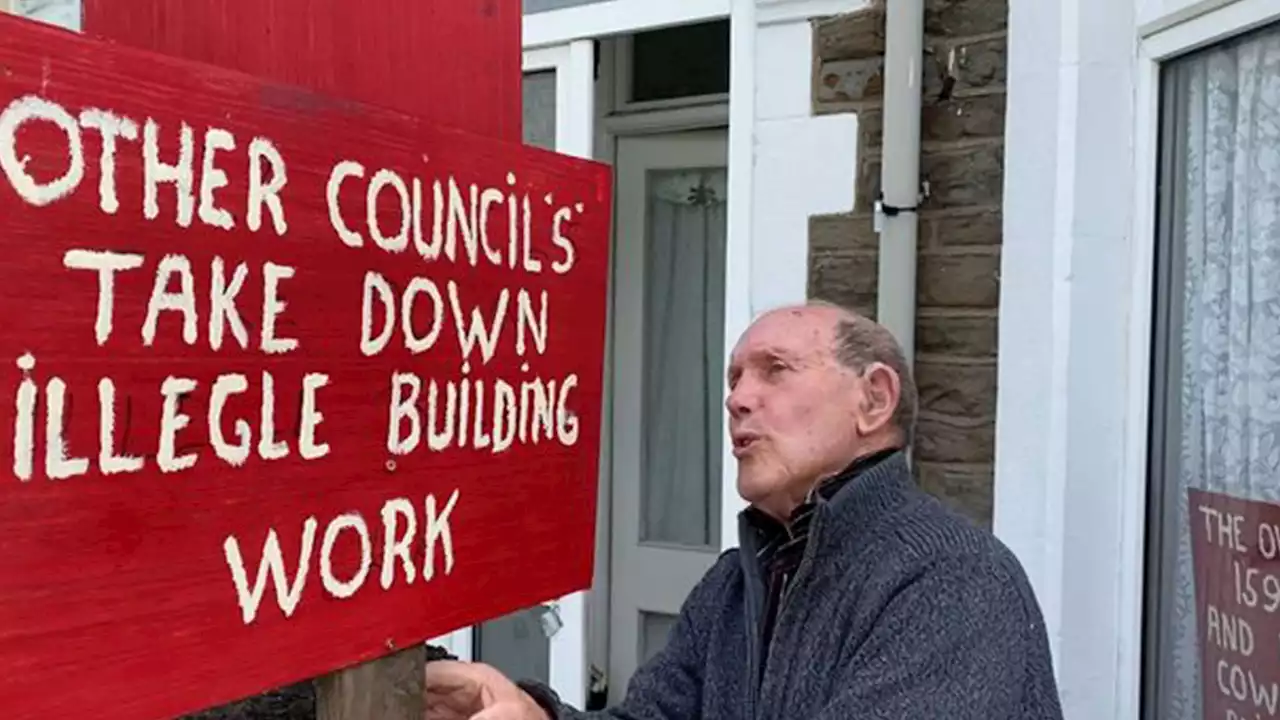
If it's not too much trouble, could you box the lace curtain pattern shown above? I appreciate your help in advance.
[1162,26,1280,719]
[641,167,727,548]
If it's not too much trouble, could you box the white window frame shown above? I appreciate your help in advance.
[1132,2,1280,718]
[993,2,1280,719]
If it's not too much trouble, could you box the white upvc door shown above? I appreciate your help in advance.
[608,130,730,694]
[431,39,597,710]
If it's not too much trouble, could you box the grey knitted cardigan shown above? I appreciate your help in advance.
[521,451,1064,719]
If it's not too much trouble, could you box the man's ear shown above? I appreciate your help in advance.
[855,362,901,436]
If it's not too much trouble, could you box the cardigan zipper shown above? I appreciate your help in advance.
[752,514,823,720]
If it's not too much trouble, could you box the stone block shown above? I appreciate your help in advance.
[855,156,881,213]
[816,56,884,107]
[916,310,998,357]
[920,142,1004,209]
[924,35,1007,99]
[813,7,885,61]
[915,412,995,464]
[921,208,1002,248]
[808,249,878,317]
[914,461,994,527]
[922,93,1006,143]
[858,108,883,149]
[810,213,878,253]
[915,360,996,417]
[925,0,1008,37]
[917,250,1001,308]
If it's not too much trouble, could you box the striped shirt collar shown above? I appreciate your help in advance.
[744,447,902,561]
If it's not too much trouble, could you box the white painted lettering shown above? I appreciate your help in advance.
[78,108,138,214]
[210,257,250,351]
[142,254,198,346]
[258,371,288,460]
[198,127,235,230]
[261,262,298,354]
[300,372,330,460]
[44,377,88,480]
[12,354,36,481]
[63,249,145,346]
[223,517,317,624]
[143,118,195,226]
[247,137,288,236]
[368,168,410,253]
[0,95,84,206]
[209,373,251,467]
[402,277,444,354]
[388,372,422,455]
[423,490,459,581]
[448,282,508,366]
[97,378,143,475]
[158,376,198,473]
[327,160,365,247]
[320,513,372,599]
[380,498,418,589]
[551,205,577,274]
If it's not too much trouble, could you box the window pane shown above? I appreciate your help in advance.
[629,21,729,103]
[523,70,557,151]
[639,167,727,549]
[1147,21,1280,720]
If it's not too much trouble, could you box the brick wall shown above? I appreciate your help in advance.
[806,0,1007,527]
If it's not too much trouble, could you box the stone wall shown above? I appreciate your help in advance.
[806,0,1007,527]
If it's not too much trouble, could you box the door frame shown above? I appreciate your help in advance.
[430,39,597,710]
[607,129,730,693]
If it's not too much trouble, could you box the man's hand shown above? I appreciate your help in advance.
[424,660,551,720]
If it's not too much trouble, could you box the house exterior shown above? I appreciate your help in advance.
[4,0,1279,718]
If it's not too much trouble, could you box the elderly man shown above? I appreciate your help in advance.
[425,302,1063,719]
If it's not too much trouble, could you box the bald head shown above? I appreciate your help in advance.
[725,301,915,519]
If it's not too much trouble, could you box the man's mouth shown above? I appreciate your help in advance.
[731,433,760,457]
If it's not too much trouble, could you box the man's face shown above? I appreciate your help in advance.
[725,307,866,519]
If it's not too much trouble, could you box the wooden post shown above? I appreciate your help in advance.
[315,646,427,720]
[73,3,524,718]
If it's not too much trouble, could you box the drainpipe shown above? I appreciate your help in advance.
[875,0,924,366]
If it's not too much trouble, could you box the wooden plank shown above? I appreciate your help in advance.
[80,0,523,143]
[315,646,426,720]
[0,14,610,720]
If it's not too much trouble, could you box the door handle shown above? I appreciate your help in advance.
[537,601,563,639]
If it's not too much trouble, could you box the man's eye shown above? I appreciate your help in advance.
[767,361,788,375]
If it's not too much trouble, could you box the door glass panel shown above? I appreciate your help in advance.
[473,67,560,682]
[639,612,679,664]
[639,168,727,549]
[475,611,551,684]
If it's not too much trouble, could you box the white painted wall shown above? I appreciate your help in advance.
[994,0,1142,716]
[995,0,1280,719]
[719,0,863,548]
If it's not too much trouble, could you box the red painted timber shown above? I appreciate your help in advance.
[81,0,523,143]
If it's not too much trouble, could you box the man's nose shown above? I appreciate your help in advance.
[725,385,752,418]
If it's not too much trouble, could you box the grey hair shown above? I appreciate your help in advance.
[809,300,918,448]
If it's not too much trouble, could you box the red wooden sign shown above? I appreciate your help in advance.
[1189,489,1280,719]
[0,15,611,720]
